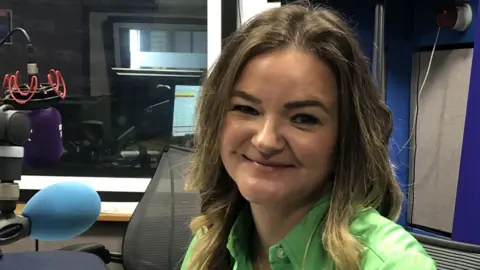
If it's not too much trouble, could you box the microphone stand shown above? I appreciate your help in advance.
[0,104,32,258]
[0,27,64,258]
[0,26,64,258]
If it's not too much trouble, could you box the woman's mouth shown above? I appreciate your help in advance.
[242,155,293,169]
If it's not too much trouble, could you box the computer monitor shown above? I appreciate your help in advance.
[0,10,12,44]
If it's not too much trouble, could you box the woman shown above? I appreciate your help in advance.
[181,3,436,270]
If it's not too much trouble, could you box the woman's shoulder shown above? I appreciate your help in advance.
[351,209,436,269]
[181,229,204,270]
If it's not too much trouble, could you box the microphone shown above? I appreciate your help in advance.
[0,98,98,256]
[0,27,66,170]
[3,80,66,170]
[0,181,101,247]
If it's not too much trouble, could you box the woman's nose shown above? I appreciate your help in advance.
[251,119,285,156]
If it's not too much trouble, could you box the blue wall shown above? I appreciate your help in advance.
[384,0,416,228]
[329,0,414,227]
[327,0,478,229]
[451,7,480,243]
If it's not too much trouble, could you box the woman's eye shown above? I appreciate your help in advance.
[231,105,259,115]
[292,114,320,125]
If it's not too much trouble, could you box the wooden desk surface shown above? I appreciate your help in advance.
[15,204,132,222]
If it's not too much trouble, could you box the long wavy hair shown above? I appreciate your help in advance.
[185,3,403,270]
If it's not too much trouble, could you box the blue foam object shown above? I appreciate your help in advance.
[22,181,101,241]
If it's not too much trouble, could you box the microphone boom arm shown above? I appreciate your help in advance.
[0,104,32,256]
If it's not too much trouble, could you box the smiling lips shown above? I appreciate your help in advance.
[242,155,293,169]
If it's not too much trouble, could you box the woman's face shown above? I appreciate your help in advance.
[220,48,339,205]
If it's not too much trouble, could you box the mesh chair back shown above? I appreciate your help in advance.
[122,146,200,270]
[413,233,480,270]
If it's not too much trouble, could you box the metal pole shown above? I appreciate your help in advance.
[373,0,386,100]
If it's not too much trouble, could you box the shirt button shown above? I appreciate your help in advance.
[276,247,287,259]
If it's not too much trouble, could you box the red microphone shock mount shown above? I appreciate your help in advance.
[0,27,67,109]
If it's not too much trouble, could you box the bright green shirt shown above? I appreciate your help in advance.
[181,196,436,270]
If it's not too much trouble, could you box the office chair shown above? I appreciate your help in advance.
[412,232,480,269]
[61,145,200,269]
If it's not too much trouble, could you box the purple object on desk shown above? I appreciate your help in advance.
[23,107,63,169]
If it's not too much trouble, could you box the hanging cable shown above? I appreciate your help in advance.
[396,27,441,225]
[397,27,441,165]
[0,27,31,47]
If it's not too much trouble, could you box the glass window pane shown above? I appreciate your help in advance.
[0,1,208,179]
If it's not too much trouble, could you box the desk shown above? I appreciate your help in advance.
[15,202,138,223]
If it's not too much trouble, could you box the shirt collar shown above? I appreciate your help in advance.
[227,193,332,268]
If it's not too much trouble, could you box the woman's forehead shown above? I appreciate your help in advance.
[233,48,337,108]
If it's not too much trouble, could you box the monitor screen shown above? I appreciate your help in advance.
[0,10,12,44]
[111,21,207,70]
[173,85,200,137]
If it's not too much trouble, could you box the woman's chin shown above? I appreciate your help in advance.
[237,184,285,204]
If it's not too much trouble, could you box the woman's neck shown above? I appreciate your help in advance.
[251,231,270,270]
[249,183,331,264]
[250,202,313,254]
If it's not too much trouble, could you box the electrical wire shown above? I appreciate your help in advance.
[0,27,31,47]
[400,27,441,223]
[397,27,440,164]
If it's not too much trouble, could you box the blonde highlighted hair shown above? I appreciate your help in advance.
[185,3,403,270]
